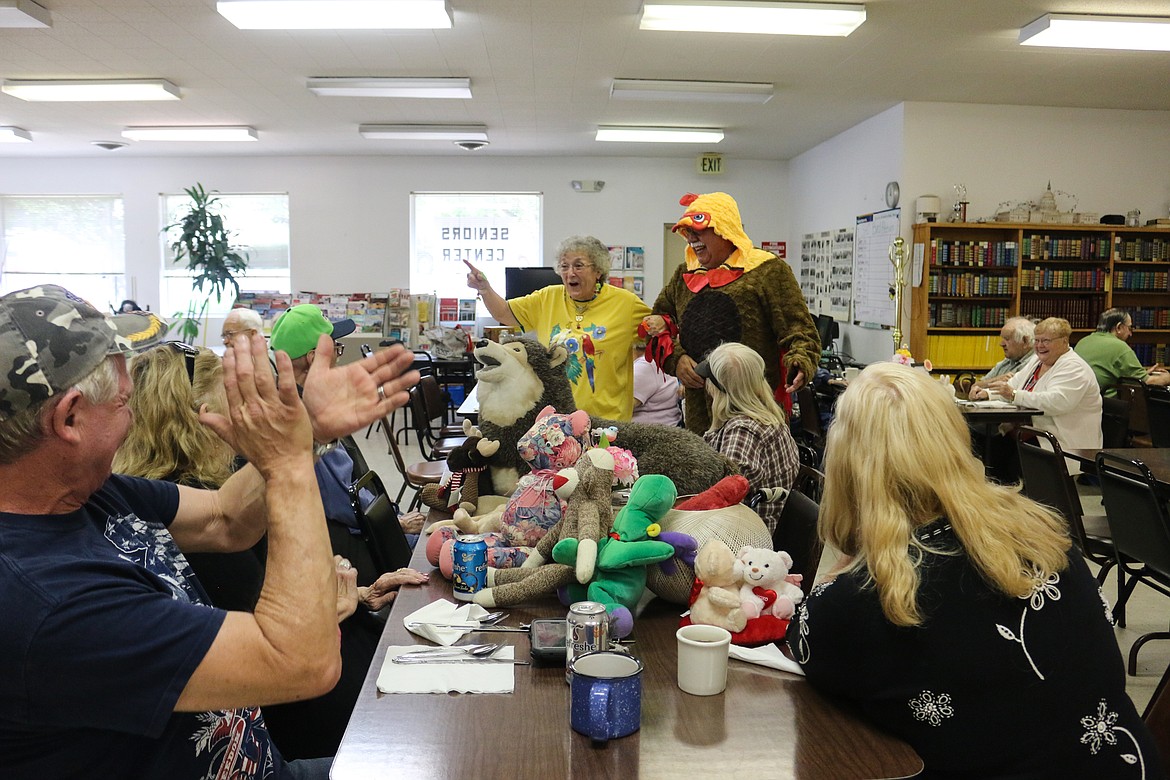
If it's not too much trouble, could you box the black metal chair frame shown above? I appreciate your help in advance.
[1097,451,1170,674]
[771,488,824,600]
[409,376,466,461]
[1147,387,1170,448]
[348,470,413,575]
[1015,425,1115,585]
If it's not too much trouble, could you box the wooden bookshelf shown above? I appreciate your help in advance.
[910,222,1170,372]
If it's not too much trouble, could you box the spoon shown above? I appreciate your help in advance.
[400,643,502,659]
[392,655,529,666]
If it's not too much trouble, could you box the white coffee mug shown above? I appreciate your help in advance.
[844,366,861,382]
[676,624,732,696]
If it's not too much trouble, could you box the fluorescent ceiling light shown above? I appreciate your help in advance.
[122,126,258,142]
[0,0,49,27]
[359,123,488,140]
[596,126,724,144]
[218,0,453,29]
[1019,13,1170,51]
[1,79,180,102]
[639,1,865,36]
[611,78,773,104]
[307,77,471,99]
[0,126,33,143]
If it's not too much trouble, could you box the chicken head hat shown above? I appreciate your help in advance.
[672,192,773,274]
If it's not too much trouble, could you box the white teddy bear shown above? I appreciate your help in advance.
[736,546,804,620]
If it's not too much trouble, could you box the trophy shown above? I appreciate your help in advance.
[950,183,969,223]
[888,236,907,350]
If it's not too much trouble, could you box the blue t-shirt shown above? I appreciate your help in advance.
[0,474,290,779]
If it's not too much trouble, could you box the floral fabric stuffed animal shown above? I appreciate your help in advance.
[473,447,615,609]
[736,546,804,620]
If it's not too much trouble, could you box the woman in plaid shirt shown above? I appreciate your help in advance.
[697,342,799,534]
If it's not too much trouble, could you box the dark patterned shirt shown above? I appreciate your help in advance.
[704,415,798,534]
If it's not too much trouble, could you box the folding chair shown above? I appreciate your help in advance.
[383,418,444,510]
[1016,426,1114,584]
[1097,452,1170,673]
[1147,388,1170,448]
[409,376,466,461]
[349,470,414,575]
[771,489,823,599]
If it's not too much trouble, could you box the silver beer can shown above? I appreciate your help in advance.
[566,601,609,682]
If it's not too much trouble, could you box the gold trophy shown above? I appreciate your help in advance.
[888,236,907,350]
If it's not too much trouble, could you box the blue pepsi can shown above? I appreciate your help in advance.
[452,534,488,601]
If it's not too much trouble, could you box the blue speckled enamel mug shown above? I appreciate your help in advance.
[568,651,643,743]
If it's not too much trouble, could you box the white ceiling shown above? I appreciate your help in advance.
[0,0,1168,160]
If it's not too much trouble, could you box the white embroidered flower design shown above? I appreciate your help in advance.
[908,691,954,727]
[995,566,1061,680]
[1098,587,1115,625]
[1080,699,1145,776]
[793,580,833,663]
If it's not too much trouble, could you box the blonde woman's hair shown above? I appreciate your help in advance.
[1035,317,1072,341]
[705,342,787,431]
[820,362,1070,626]
[113,345,235,488]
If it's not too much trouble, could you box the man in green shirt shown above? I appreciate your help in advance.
[1074,308,1170,397]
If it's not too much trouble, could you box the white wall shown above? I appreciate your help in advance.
[790,100,1170,365]
[788,103,905,365]
[0,155,788,321]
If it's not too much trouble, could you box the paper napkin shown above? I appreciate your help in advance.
[729,643,806,676]
[376,646,516,694]
[402,599,491,646]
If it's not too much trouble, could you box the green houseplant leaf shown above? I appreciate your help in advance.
[164,183,250,304]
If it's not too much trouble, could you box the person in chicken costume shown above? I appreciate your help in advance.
[643,192,820,433]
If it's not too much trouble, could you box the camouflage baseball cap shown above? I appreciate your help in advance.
[0,285,167,420]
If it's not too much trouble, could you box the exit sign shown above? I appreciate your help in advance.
[696,153,724,175]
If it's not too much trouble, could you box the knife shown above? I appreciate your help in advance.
[406,622,530,633]
[391,656,530,665]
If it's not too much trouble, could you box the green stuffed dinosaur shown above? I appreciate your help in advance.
[553,473,678,638]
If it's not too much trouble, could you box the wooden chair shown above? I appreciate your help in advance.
[383,417,444,510]
[349,470,414,574]
[1147,388,1170,448]
[1097,451,1170,672]
[1144,658,1170,770]
[771,489,823,599]
[1015,426,1115,584]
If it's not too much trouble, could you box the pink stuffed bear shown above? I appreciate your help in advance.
[736,546,804,620]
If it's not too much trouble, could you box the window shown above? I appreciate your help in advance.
[410,192,542,311]
[161,192,290,318]
[0,195,126,310]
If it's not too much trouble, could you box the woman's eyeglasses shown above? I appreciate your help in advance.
[165,341,199,385]
[556,262,592,273]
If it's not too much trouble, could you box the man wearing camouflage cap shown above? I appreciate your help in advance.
[0,285,418,779]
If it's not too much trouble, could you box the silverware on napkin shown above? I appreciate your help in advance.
[391,656,530,666]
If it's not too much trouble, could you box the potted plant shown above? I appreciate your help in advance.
[164,183,249,342]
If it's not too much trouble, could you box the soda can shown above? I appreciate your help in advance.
[451,534,488,602]
[566,601,609,682]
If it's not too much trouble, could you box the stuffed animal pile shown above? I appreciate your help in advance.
[419,420,498,513]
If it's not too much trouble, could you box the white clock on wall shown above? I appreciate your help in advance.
[885,181,900,209]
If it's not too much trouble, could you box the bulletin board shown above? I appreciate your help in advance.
[852,209,900,327]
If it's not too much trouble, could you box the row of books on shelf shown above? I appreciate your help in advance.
[929,304,1009,328]
[1021,234,1111,262]
[1113,270,1170,291]
[1019,267,1107,291]
[928,240,1018,268]
[1131,307,1170,330]
[1019,294,1106,330]
[927,273,1016,297]
[924,334,1004,369]
[1116,237,1170,262]
[1134,343,1170,366]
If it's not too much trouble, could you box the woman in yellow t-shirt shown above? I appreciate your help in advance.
[466,235,650,419]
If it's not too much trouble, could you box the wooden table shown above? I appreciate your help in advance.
[1066,447,1170,491]
[331,540,923,779]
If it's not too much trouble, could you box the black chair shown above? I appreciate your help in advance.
[1144,658,1170,771]
[1015,426,1115,584]
[409,376,467,461]
[1097,452,1170,673]
[795,442,820,470]
[1119,377,1154,447]
[794,385,825,457]
[792,463,825,504]
[770,489,823,600]
[1147,388,1170,448]
[1101,394,1133,449]
[349,470,414,575]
